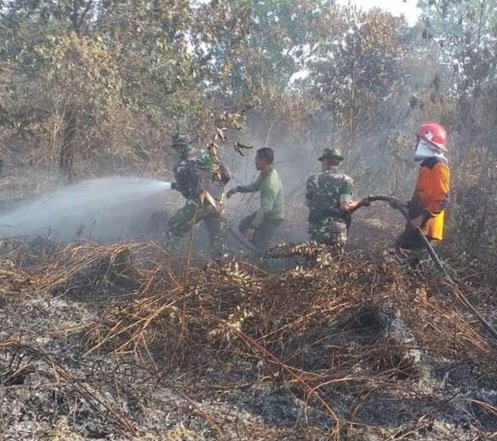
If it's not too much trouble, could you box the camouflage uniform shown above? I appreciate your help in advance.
[305,166,353,247]
[167,135,230,258]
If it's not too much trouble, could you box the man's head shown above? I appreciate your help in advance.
[170,132,190,152]
[414,122,448,161]
[255,147,274,171]
[318,148,344,171]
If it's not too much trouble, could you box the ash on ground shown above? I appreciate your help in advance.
[1,239,497,441]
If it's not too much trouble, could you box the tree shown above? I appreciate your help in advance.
[419,0,497,148]
[0,0,216,178]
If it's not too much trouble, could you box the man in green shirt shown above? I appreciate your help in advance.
[227,147,284,251]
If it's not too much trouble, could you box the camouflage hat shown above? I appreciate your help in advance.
[318,148,344,162]
[171,132,190,148]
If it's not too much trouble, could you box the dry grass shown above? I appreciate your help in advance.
[1,238,497,440]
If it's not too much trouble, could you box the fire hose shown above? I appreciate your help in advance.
[228,194,497,345]
[367,195,497,345]
[228,224,261,255]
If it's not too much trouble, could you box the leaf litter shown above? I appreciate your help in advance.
[1,238,497,440]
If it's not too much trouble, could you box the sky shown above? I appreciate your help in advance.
[337,0,422,26]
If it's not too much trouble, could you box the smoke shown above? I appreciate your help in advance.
[0,100,423,251]
[0,177,173,242]
[220,108,416,249]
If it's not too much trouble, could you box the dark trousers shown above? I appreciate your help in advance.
[396,223,442,251]
[239,212,283,251]
[396,225,438,267]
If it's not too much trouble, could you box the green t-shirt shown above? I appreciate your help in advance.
[237,169,285,228]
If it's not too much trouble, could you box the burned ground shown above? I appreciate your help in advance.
[1,239,497,440]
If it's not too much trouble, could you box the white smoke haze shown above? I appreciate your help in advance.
[0,68,439,250]
[0,111,417,251]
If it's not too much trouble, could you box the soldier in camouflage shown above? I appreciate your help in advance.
[305,148,369,248]
[166,133,231,258]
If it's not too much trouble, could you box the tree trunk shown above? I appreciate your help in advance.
[59,109,77,182]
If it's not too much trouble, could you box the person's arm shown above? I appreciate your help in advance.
[236,173,263,193]
[174,160,202,200]
[304,175,315,208]
[227,173,263,198]
[339,177,355,212]
[426,162,450,216]
[217,162,231,186]
[339,176,370,213]
[174,162,195,199]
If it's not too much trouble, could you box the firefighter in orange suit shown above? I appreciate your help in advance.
[396,122,450,250]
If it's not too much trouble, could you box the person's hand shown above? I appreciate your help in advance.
[211,201,223,216]
[344,197,370,213]
[389,199,403,210]
[244,227,255,241]
[409,214,424,229]
[226,188,237,199]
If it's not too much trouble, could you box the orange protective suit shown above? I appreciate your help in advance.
[409,157,450,241]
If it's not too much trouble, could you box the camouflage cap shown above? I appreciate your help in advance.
[318,148,344,162]
[171,132,190,148]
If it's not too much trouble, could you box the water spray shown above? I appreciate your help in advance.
[0,177,173,241]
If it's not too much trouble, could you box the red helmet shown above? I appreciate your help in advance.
[416,122,448,152]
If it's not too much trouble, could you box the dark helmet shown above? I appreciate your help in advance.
[318,148,344,162]
[171,132,190,148]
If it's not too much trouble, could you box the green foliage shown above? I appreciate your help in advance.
[304,9,406,131]
[0,0,495,257]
